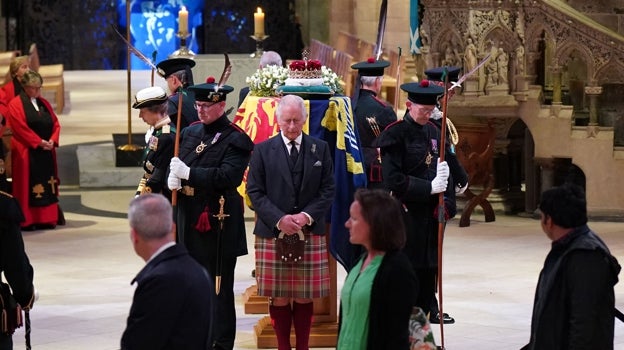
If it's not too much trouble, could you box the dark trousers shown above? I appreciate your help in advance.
[415,267,436,316]
[0,333,12,350]
[207,256,237,350]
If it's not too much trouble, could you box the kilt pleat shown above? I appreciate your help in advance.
[255,233,330,299]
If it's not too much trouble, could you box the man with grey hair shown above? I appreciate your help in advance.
[121,193,214,350]
[350,58,397,192]
[238,50,283,107]
[247,94,335,350]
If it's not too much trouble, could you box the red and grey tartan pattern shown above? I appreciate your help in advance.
[255,233,330,299]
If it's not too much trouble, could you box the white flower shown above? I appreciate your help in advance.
[247,65,289,97]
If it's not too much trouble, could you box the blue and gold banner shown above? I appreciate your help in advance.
[410,0,422,55]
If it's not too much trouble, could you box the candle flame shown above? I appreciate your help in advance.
[181,5,187,11]
[256,7,263,14]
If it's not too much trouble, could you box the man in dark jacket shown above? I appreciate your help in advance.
[0,191,35,349]
[156,57,198,131]
[167,78,254,350]
[351,58,397,190]
[522,184,620,350]
[121,193,214,350]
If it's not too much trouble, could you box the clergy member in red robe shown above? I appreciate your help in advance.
[7,70,61,230]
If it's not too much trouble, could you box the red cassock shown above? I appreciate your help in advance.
[7,94,61,228]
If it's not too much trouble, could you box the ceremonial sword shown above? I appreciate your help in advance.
[213,195,230,295]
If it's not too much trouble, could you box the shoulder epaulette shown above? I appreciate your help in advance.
[372,95,389,107]
[229,122,246,134]
[384,119,403,131]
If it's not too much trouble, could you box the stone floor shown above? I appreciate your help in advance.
[8,70,624,349]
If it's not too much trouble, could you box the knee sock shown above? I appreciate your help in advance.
[269,304,292,350]
[292,301,313,350]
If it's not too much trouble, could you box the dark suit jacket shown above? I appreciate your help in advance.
[247,133,335,238]
[121,244,214,350]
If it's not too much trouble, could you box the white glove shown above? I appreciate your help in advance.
[456,182,469,195]
[436,160,449,179]
[167,172,182,190]
[430,160,449,194]
[169,157,190,180]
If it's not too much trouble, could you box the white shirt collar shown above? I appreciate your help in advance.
[281,132,302,148]
[146,241,176,264]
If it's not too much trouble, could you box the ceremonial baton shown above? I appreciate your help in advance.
[436,67,450,349]
[213,196,230,295]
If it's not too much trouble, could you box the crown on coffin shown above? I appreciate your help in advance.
[288,50,323,79]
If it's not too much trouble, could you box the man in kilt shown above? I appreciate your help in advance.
[246,94,335,350]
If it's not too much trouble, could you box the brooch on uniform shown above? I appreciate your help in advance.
[196,141,206,154]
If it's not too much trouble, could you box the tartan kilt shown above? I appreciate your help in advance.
[255,233,330,299]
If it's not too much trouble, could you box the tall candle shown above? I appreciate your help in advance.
[254,7,265,37]
[178,6,188,34]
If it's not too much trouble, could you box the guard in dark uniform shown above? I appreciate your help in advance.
[0,190,35,349]
[156,57,198,130]
[351,58,397,190]
[167,77,254,350]
[423,66,469,324]
[375,80,455,318]
[424,66,469,194]
[132,86,175,199]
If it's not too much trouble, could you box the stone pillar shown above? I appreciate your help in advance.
[551,64,562,104]
[584,85,603,126]
[535,157,555,199]
[524,129,537,214]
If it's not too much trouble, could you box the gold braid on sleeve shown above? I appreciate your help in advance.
[446,117,459,146]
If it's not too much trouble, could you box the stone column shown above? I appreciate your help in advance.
[584,85,603,126]
[535,157,555,199]
[550,64,562,104]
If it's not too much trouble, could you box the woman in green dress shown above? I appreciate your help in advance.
[338,188,419,350]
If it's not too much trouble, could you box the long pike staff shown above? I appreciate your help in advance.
[393,47,402,111]
[436,67,450,349]
[171,86,183,231]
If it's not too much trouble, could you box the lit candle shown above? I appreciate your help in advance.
[178,6,188,34]
[254,7,265,38]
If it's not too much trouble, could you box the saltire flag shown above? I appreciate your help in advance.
[321,96,367,271]
[410,0,422,55]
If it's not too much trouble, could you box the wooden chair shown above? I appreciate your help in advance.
[308,39,333,66]
[454,123,496,227]
[334,31,360,61]
[356,40,376,61]
[330,50,354,96]
[29,43,65,114]
[380,49,405,107]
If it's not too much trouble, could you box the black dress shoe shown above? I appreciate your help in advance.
[430,312,455,324]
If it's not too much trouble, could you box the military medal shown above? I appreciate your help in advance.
[196,141,206,154]
[431,139,438,154]
[148,136,158,151]
[425,152,432,166]
[211,132,222,145]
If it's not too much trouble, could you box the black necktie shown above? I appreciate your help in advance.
[290,141,299,163]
